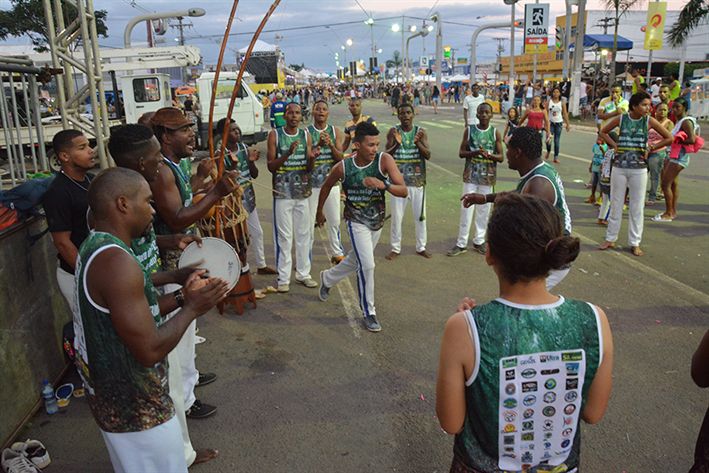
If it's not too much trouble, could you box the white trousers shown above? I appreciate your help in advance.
[56,266,76,315]
[605,167,647,246]
[246,208,267,268]
[308,186,344,257]
[101,416,187,473]
[167,349,196,466]
[273,198,311,285]
[165,284,198,411]
[322,221,381,317]
[598,192,611,220]
[389,186,427,253]
[456,183,493,247]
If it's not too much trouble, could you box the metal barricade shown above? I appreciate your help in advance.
[0,56,50,190]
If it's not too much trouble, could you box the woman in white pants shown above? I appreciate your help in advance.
[598,92,672,256]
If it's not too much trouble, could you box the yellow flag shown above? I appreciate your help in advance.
[644,2,667,50]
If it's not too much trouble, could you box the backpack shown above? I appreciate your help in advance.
[0,175,55,219]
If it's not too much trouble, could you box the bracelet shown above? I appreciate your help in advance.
[174,289,185,307]
[383,180,391,191]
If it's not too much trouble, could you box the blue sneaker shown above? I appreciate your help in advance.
[363,314,382,332]
[318,270,330,302]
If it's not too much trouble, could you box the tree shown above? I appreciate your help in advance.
[0,0,108,52]
[604,0,643,81]
[386,50,402,80]
[668,0,708,48]
[288,63,305,72]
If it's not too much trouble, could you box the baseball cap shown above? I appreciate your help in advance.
[276,92,283,99]
[150,107,192,130]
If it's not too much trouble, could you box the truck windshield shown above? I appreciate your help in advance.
[133,78,161,102]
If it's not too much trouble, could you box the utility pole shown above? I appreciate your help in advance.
[494,37,506,82]
[569,0,587,116]
[562,0,573,79]
[170,16,193,83]
[596,17,615,35]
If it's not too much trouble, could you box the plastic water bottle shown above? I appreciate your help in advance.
[41,379,58,414]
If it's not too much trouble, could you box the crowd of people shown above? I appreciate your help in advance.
[34,70,705,472]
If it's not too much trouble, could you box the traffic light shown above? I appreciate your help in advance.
[369,57,378,74]
[443,46,451,59]
[350,61,356,78]
[555,26,564,50]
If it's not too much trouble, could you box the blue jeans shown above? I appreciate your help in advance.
[646,150,666,201]
[546,122,563,158]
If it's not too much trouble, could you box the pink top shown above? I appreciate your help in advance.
[527,110,545,130]
[648,119,672,153]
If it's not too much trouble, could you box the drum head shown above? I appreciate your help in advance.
[178,237,241,290]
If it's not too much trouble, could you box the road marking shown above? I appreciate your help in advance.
[441,120,463,127]
[420,120,453,129]
[316,227,361,338]
[558,152,590,164]
[428,156,709,303]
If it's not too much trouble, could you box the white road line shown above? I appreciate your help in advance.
[316,227,361,338]
[420,120,453,129]
[427,156,709,303]
[441,120,463,126]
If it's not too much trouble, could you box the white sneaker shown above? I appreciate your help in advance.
[277,284,290,293]
[1,449,38,473]
[10,440,49,470]
[295,277,318,288]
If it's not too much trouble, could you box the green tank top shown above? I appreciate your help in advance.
[274,127,311,199]
[154,156,195,235]
[615,114,649,169]
[73,231,173,433]
[464,125,497,186]
[393,125,426,187]
[454,297,602,472]
[131,228,161,279]
[225,143,256,213]
[342,153,387,231]
[307,124,337,188]
[516,162,572,235]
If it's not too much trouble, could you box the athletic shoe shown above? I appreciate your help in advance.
[330,255,345,265]
[186,399,217,419]
[472,243,487,255]
[9,440,49,469]
[363,315,382,332]
[256,266,277,275]
[295,277,318,288]
[318,271,330,302]
[447,246,467,257]
[1,448,38,473]
[196,372,217,387]
[277,284,290,293]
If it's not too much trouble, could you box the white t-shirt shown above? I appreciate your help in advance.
[548,99,564,124]
[579,81,587,99]
[650,84,661,104]
[464,94,486,125]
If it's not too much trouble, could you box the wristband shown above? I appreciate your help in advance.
[174,289,185,307]
[384,180,391,191]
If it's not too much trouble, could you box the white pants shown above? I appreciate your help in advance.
[322,221,381,317]
[165,284,198,411]
[389,186,427,253]
[56,266,76,315]
[308,186,344,257]
[101,416,187,473]
[456,183,493,247]
[167,349,196,466]
[605,167,647,246]
[273,198,311,285]
[546,267,571,290]
[598,192,611,220]
[246,208,267,268]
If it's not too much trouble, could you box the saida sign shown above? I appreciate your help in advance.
[524,3,549,54]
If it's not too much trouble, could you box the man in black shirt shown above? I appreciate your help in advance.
[43,130,96,313]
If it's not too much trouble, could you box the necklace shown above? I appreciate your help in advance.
[61,170,90,192]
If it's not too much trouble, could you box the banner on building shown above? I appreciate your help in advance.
[524,3,549,54]
[644,2,667,50]
[420,56,429,67]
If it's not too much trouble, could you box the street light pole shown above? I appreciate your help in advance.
[470,21,518,86]
[509,3,515,112]
[432,12,442,92]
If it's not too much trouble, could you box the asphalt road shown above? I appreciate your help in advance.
[21,99,709,472]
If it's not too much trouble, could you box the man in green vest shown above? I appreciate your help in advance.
[149,107,238,420]
[385,103,431,260]
[461,126,572,289]
[315,121,407,332]
[73,168,229,472]
[108,124,219,467]
[267,102,317,292]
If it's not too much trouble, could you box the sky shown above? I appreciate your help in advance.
[0,0,697,72]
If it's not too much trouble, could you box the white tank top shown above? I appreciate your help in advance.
[548,100,564,124]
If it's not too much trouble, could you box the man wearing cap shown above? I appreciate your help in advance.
[271,92,287,128]
[149,107,238,420]
[343,97,376,151]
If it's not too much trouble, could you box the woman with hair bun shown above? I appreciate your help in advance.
[436,192,614,473]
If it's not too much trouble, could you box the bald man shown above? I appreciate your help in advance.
[72,168,229,473]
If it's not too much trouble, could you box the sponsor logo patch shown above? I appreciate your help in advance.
[542,406,556,417]
[523,395,537,406]
[544,378,557,390]
[522,382,538,392]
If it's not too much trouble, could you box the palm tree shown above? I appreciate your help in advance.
[604,0,643,82]
[668,0,708,47]
[386,51,402,81]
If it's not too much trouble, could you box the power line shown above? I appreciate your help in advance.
[353,0,371,18]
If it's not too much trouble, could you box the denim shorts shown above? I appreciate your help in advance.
[669,148,690,169]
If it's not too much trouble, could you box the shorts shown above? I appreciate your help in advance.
[669,148,690,169]
[514,97,523,108]
[432,97,440,104]
[580,97,588,107]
